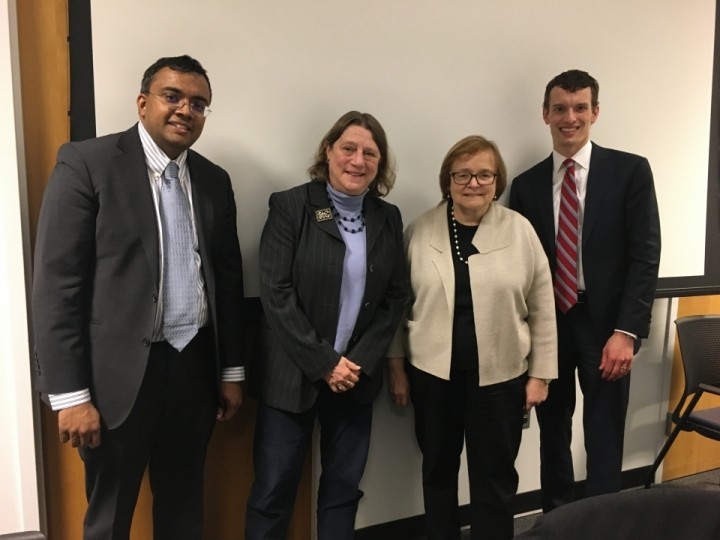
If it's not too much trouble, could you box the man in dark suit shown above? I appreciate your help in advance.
[509,69,661,512]
[32,55,245,539]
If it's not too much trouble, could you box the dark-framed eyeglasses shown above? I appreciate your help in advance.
[146,91,212,118]
[450,171,498,185]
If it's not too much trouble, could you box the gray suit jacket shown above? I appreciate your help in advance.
[32,124,244,429]
[249,181,408,413]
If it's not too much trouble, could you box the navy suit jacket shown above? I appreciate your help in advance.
[509,143,660,343]
[32,124,244,429]
[250,181,408,413]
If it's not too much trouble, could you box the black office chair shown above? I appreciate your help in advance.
[644,315,720,488]
[514,487,720,540]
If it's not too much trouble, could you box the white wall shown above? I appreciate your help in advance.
[0,0,42,534]
[91,0,716,296]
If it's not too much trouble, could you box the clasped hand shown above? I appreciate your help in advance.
[324,356,361,393]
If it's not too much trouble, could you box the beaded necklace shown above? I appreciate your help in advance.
[330,200,365,234]
[450,205,480,265]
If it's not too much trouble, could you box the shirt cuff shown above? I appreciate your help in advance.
[48,389,92,411]
[222,366,245,382]
[615,329,638,340]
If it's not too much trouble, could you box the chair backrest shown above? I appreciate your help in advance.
[514,487,720,540]
[675,315,720,395]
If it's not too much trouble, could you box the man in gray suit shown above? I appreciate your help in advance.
[32,55,245,539]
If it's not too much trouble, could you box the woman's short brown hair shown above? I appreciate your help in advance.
[308,111,396,197]
[438,135,507,199]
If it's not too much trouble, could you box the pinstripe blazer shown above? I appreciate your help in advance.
[249,180,408,413]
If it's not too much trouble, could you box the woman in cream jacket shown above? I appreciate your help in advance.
[388,135,557,540]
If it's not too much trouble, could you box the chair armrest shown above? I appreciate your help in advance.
[698,383,720,396]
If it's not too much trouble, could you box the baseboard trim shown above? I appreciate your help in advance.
[354,466,652,539]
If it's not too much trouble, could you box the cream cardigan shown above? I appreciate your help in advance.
[388,201,558,385]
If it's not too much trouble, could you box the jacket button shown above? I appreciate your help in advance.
[363,302,370,309]
[152,293,158,303]
[369,264,375,272]
[142,338,151,347]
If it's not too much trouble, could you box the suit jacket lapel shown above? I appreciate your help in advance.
[308,181,343,241]
[535,155,557,254]
[188,151,215,290]
[116,126,161,287]
[364,196,387,255]
[583,143,611,247]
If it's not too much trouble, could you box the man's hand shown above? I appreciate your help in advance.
[323,356,361,393]
[217,381,243,421]
[58,402,101,449]
[599,331,635,381]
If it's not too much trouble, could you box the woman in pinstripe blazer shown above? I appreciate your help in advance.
[245,111,408,540]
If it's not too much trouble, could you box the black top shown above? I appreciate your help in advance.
[448,204,480,371]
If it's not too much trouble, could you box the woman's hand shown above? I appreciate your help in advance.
[387,357,410,406]
[324,356,361,393]
[525,377,550,411]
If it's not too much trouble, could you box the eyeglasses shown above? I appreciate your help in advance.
[450,171,498,185]
[146,91,212,117]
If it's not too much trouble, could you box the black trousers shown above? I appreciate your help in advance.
[80,328,217,540]
[245,387,373,540]
[536,304,631,512]
[409,365,526,540]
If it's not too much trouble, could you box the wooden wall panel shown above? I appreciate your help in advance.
[17,0,69,245]
[16,0,81,537]
[662,295,720,481]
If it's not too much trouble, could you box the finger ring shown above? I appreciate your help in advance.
[337,383,344,390]
[620,366,627,371]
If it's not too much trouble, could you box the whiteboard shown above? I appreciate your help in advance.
[90,0,716,296]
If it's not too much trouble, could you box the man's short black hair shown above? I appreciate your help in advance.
[543,69,599,110]
[140,55,211,98]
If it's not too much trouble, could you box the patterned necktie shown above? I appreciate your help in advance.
[159,161,198,350]
[554,158,580,314]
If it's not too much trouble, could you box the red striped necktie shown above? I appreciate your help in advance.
[554,158,579,313]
